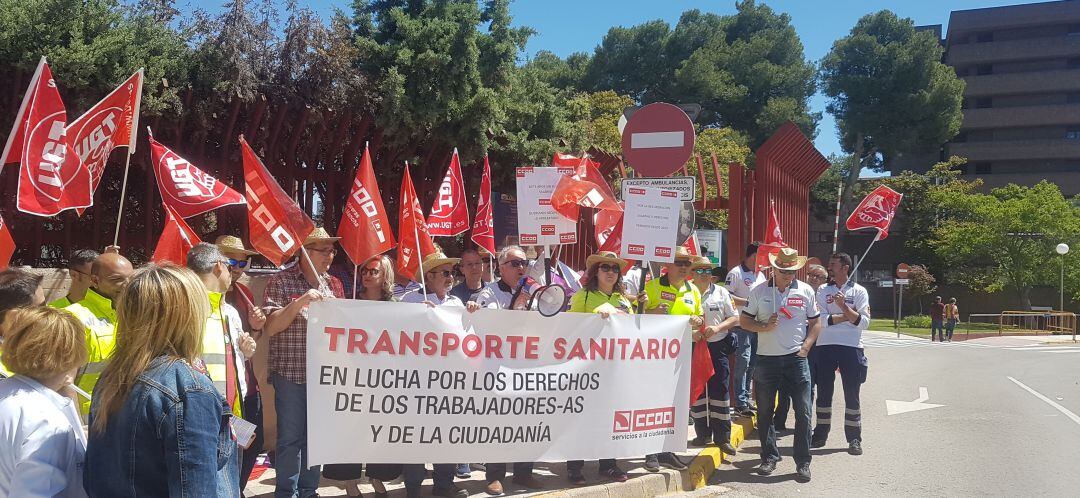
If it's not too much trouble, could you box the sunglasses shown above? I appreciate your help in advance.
[360,268,381,276]
[226,258,248,269]
[502,259,529,269]
[596,263,621,274]
[673,260,692,267]
[777,268,797,275]
[428,270,454,278]
[694,268,712,275]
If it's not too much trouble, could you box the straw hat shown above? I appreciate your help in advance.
[304,227,341,245]
[585,251,629,272]
[674,245,693,261]
[214,235,258,256]
[690,256,715,270]
[769,247,808,271]
[420,252,461,275]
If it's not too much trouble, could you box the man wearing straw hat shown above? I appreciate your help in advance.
[402,252,464,308]
[263,227,345,498]
[739,247,821,482]
[689,256,740,455]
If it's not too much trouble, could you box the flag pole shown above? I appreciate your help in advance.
[832,181,843,254]
[414,225,427,294]
[299,245,330,294]
[112,147,136,247]
[352,264,359,299]
[842,234,879,294]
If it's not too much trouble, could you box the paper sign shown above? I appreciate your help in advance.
[621,176,697,202]
[516,167,577,246]
[620,187,681,263]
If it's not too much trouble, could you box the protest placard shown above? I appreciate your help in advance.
[516,167,577,246]
[620,186,682,263]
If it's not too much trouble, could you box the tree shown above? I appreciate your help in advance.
[903,264,936,315]
[820,10,964,232]
[930,181,1080,309]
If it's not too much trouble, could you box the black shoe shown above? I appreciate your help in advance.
[718,442,737,456]
[690,435,711,447]
[405,488,421,498]
[644,455,660,472]
[739,408,756,418]
[849,439,863,455]
[567,472,587,486]
[658,453,688,471]
[810,436,827,449]
[795,463,811,482]
[756,460,776,476]
[603,465,629,483]
[432,484,469,498]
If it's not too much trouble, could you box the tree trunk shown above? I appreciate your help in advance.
[1020,286,1032,311]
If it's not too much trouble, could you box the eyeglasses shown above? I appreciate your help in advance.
[673,260,692,267]
[502,259,528,269]
[596,263,620,274]
[777,268,797,275]
[360,268,381,276]
[428,270,454,278]
[694,268,712,275]
[226,258,248,269]
[307,247,337,256]
[808,273,827,280]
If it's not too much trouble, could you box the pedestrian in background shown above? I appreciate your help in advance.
[945,298,959,342]
[930,296,946,342]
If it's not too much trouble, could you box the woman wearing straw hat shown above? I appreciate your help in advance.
[688,256,740,456]
[563,251,633,486]
[739,247,821,482]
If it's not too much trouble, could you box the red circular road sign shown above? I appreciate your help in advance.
[621,102,696,177]
[896,263,910,278]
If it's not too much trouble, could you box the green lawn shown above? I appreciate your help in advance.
[867,319,1002,339]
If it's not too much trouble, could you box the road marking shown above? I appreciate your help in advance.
[1006,346,1080,351]
[1006,376,1080,426]
[886,386,945,415]
[1042,350,1080,354]
[630,131,685,148]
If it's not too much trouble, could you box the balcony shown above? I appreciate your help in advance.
[961,103,1080,130]
[963,69,1080,97]
[948,139,1080,162]
[947,35,1080,66]
[963,170,1080,197]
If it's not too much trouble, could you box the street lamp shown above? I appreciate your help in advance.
[1056,243,1070,311]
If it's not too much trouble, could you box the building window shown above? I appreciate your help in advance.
[976,64,993,75]
[975,32,994,43]
[1069,93,1080,104]
[1067,127,1080,140]
[952,163,969,174]
[953,132,967,143]
[974,162,992,174]
[976,97,993,109]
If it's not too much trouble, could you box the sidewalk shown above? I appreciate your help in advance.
[245,417,756,498]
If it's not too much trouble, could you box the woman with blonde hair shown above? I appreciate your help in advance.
[83,264,240,497]
[0,307,88,498]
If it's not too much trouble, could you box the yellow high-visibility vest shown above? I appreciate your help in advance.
[64,288,116,415]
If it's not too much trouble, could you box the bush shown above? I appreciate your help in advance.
[902,315,932,328]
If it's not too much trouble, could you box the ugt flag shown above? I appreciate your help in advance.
[470,155,495,255]
[426,149,470,237]
[151,203,201,265]
[1,57,92,216]
[150,131,245,218]
[396,162,436,281]
[339,144,395,265]
[847,185,903,240]
[756,200,787,271]
[240,136,314,266]
[70,69,143,215]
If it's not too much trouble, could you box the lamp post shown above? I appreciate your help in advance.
[1056,243,1070,311]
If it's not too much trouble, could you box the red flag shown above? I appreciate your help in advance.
[0,213,14,269]
[470,155,495,255]
[594,203,623,251]
[550,153,620,221]
[1,58,92,216]
[151,203,201,265]
[396,163,436,280]
[339,144,396,265]
[151,131,245,218]
[847,185,903,240]
[683,232,700,256]
[426,149,470,237]
[70,69,143,214]
[690,338,714,405]
[240,136,315,266]
[756,200,787,271]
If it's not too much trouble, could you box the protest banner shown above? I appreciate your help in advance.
[306,300,691,464]
[516,167,577,246]
[620,186,681,263]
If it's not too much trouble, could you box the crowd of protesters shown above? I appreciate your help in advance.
[0,227,875,497]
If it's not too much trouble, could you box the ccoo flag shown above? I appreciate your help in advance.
[240,136,315,266]
[470,155,495,255]
[70,69,143,215]
[756,200,787,271]
[550,153,620,222]
[0,213,14,269]
[150,130,245,218]
[426,149,470,237]
[339,144,396,265]
[847,185,903,240]
[151,203,202,265]
[396,163,436,281]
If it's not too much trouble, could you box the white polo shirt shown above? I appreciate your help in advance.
[743,279,820,356]
[472,280,518,309]
[0,376,87,498]
[725,264,766,311]
[701,283,739,342]
[400,289,464,307]
[814,281,871,348]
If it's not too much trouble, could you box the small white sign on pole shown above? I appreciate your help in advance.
[621,186,681,263]
[695,229,723,263]
[895,278,910,285]
[516,167,577,246]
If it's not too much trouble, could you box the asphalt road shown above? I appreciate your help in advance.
[705,330,1080,497]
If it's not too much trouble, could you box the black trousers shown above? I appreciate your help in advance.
[691,340,732,443]
[812,345,868,443]
[239,389,264,491]
[485,462,533,482]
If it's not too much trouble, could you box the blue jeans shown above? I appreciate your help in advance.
[754,353,813,466]
[272,374,321,498]
[404,463,455,492]
[732,328,754,409]
[931,319,945,341]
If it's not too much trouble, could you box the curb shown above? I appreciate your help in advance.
[531,416,756,498]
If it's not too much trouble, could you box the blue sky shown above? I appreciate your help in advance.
[185,0,1051,164]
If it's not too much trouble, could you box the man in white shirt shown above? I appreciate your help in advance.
[740,247,821,482]
[811,252,871,456]
[467,246,529,311]
[690,257,740,455]
[402,252,465,308]
[725,243,766,416]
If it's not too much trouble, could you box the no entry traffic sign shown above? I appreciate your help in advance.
[621,102,695,177]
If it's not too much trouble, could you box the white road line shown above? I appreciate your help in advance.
[1041,349,1080,354]
[1007,346,1079,351]
[1007,376,1080,426]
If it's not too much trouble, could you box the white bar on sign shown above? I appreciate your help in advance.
[631,131,684,149]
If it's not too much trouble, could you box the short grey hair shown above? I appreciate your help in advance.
[497,245,526,264]
[186,243,225,275]
[807,264,826,274]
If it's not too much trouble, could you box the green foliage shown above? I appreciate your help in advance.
[903,264,937,313]
[690,127,750,229]
[901,314,931,329]
[564,90,633,154]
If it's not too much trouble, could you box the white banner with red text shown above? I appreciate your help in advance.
[306,300,691,464]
